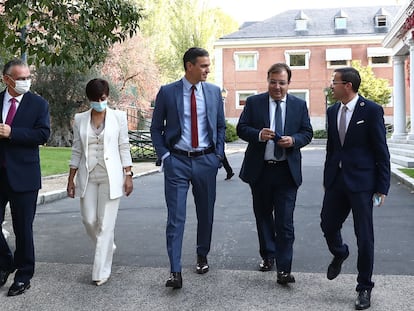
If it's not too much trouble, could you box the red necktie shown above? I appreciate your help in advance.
[5,98,17,125]
[191,85,198,148]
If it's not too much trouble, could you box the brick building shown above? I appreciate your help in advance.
[214,5,401,129]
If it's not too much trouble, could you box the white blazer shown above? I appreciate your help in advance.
[70,108,132,199]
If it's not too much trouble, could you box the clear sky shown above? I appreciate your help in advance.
[208,0,405,24]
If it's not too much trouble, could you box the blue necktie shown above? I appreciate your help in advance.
[274,100,283,159]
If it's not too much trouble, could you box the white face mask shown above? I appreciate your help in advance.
[8,76,31,94]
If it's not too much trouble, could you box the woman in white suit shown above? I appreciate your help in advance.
[66,78,133,286]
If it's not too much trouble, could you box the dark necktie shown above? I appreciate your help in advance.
[274,100,283,159]
[191,85,198,148]
[5,98,17,125]
[338,105,347,146]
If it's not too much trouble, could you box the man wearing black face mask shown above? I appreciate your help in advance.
[0,59,50,296]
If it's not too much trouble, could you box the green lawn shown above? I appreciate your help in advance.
[399,168,414,179]
[39,146,72,176]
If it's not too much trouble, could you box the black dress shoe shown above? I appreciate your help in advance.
[7,281,31,296]
[355,289,371,310]
[259,258,274,272]
[276,272,295,285]
[225,172,234,180]
[165,272,182,289]
[0,268,14,287]
[196,255,209,274]
[327,251,349,280]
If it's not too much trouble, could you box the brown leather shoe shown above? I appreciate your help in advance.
[259,258,274,272]
[165,272,182,289]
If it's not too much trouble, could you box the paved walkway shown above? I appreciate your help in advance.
[37,140,414,205]
[1,140,413,310]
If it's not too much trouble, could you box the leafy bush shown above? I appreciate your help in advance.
[225,121,238,142]
[313,129,327,139]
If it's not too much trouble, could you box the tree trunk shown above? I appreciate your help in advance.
[48,122,73,147]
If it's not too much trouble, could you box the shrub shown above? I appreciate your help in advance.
[225,121,238,142]
[313,129,327,139]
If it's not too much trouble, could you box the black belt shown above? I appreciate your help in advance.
[171,146,215,157]
[264,160,288,166]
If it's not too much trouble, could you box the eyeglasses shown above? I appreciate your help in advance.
[331,80,348,85]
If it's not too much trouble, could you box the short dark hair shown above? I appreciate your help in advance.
[183,47,209,71]
[2,58,28,76]
[334,67,361,92]
[267,63,292,82]
[85,78,109,101]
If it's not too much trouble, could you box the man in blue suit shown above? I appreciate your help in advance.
[237,63,313,285]
[150,47,225,289]
[321,67,390,310]
[0,59,50,296]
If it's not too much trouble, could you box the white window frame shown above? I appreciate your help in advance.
[295,19,307,31]
[335,17,347,30]
[367,47,392,67]
[284,50,310,69]
[369,56,391,67]
[375,15,388,27]
[233,51,259,71]
[326,48,352,69]
[327,60,351,68]
[236,90,257,109]
[288,89,310,108]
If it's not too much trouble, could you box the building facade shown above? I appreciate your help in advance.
[214,5,401,129]
[383,0,414,141]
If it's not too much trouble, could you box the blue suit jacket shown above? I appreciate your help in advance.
[324,95,390,194]
[237,92,313,186]
[0,90,50,192]
[150,79,225,159]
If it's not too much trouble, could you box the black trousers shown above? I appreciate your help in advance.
[0,167,38,283]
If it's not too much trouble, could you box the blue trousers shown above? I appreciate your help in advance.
[163,153,219,272]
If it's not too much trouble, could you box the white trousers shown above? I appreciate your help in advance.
[80,165,120,281]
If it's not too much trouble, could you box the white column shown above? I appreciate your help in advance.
[408,40,414,140]
[391,55,407,140]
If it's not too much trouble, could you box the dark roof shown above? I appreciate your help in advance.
[220,6,401,40]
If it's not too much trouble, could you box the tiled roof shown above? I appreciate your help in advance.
[220,6,401,40]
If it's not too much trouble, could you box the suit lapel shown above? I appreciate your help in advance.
[201,82,214,132]
[263,93,270,128]
[79,110,91,158]
[0,91,4,123]
[346,96,365,139]
[175,80,184,130]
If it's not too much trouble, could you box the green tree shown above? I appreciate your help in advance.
[31,66,102,146]
[351,60,392,106]
[0,0,143,68]
[138,0,238,82]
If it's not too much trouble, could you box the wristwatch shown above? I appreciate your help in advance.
[125,171,134,176]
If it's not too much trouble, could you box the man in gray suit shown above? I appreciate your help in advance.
[150,47,225,289]
[237,63,313,285]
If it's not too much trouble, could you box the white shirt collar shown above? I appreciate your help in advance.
[341,94,359,112]
[5,89,24,103]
